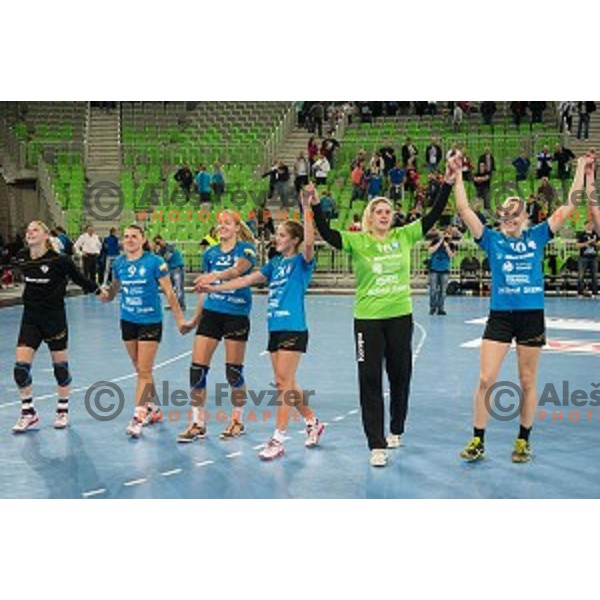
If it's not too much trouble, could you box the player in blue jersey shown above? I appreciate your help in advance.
[101,224,185,438]
[456,151,594,463]
[176,210,257,442]
[198,186,324,461]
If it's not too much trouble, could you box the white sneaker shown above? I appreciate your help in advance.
[258,438,285,461]
[126,417,143,438]
[305,420,325,448]
[386,434,403,449]
[370,449,388,467]
[53,412,69,429]
[12,411,40,433]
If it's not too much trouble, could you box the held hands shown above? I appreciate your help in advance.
[179,320,195,335]
[99,287,111,302]
[444,153,463,184]
[582,148,596,178]
[301,183,319,208]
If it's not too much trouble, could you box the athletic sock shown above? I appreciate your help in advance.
[273,429,287,443]
[305,416,317,428]
[57,397,69,414]
[474,428,485,443]
[518,425,532,442]
[232,407,244,422]
[192,406,205,426]
[21,396,35,415]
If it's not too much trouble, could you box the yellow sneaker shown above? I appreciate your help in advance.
[460,436,485,462]
[512,439,532,463]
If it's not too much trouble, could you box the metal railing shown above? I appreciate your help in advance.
[37,156,65,228]
[263,102,295,167]
[83,101,91,165]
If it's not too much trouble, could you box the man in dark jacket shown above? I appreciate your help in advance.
[577,101,596,140]
[174,164,194,199]
[480,101,497,126]
[425,137,443,172]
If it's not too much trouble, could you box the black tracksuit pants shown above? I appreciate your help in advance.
[354,314,413,450]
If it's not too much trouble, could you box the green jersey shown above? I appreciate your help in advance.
[340,220,423,319]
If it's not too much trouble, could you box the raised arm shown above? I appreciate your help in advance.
[421,155,459,235]
[586,153,600,234]
[301,184,315,263]
[310,189,343,250]
[455,169,484,240]
[549,151,592,234]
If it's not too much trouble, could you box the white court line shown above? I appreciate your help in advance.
[123,478,147,487]
[259,350,269,356]
[0,350,192,410]
[347,409,358,415]
[333,415,345,422]
[196,460,214,467]
[225,451,243,458]
[413,320,427,364]
[252,443,266,450]
[161,468,182,477]
[82,488,106,498]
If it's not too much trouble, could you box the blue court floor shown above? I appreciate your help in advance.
[0,293,599,499]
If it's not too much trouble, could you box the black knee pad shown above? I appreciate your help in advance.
[190,363,209,390]
[53,361,72,387]
[225,363,245,388]
[14,362,32,389]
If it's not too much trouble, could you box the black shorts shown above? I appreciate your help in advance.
[482,310,546,347]
[18,310,68,352]
[196,308,250,342]
[120,320,163,343]
[268,330,309,353]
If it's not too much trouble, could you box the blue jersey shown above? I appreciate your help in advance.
[368,174,382,196]
[476,221,552,311]
[389,167,405,186]
[158,243,185,270]
[103,234,120,257]
[260,253,315,332]
[203,241,257,316]
[196,171,212,193]
[112,252,169,324]
[430,241,454,273]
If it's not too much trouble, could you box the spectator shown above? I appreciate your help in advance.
[294,151,310,194]
[358,102,373,123]
[461,152,473,182]
[392,203,406,228]
[424,137,443,173]
[427,101,437,116]
[369,151,385,173]
[388,161,405,203]
[379,142,397,176]
[348,214,362,232]
[577,101,596,140]
[153,235,186,311]
[101,227,121,286]
[478,147,496,179]
[536,146,553,179]
[262,160,279,200]
[312,154,331,186]
[452,104,463,131]
[74,225,102,286]
[576,220,599,296]
[446,142,459,161]
[530,101,546,124]
[49,229,63,253]
[510,101,528,129]
[55,226,73,256]
[309,102,324,136]
[174,164,194,200]
[351,148,367,170]
[559,101,575,134]
[426,172,442,207]
[386,101,399,116]
[195,164,212,203]
[273,160,290,204]
[366,168,383,200]
[319,190,337,225]
[480,101,497,126]
[350,160,365,204]
[320,131,340,168]
[404,157,420,200]
[401,137,418,168]
[554,143,576,182]
[406,206,422,224]
[307,136,319,166]
[473,161,492,210]
[257,207,276,240]
[428,226,456,315]
[512,152,531,189]
[537,176,558,215]
[526,194,543,226]
[211,163,226,204]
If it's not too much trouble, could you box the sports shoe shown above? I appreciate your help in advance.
[438,309,447,315]
[176,422,207,443]
[429,308,436,315]
[370,449,388,467]
[53,411,69,429]
[258,438,285,461]
[512,439,532,463]
[126,417,143,439]
[220,420,245,440]
[12,411,40,434]
[386,433,403,449]
[460,436,485,462]
[305,420,325,448]
[142,407,163,426]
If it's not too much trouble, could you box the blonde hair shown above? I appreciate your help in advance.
[28,220,54,252]
[361,197,393,233]
[218,209,256,243]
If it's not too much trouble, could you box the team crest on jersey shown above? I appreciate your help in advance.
[527,240,537,250]
[139,266,147,277]
[502,261,514,273]
[40,265,49,273]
